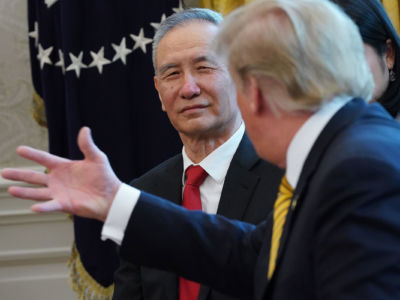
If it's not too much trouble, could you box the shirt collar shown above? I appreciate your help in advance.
[182,123,245,185]
[286,95,352,188]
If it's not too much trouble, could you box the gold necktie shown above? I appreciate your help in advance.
[268,175,294,279]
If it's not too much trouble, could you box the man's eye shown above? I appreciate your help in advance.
[198,65,216,71]
[165,71,179,78]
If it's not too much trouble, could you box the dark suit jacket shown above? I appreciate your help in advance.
[119,99,400,299]
[113,134,283,300]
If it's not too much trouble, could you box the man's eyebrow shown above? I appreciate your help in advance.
[193,55,218,65]
[158,63,178,75]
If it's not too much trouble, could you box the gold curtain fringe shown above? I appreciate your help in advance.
[32,90,47,127]
[68,242,114,300]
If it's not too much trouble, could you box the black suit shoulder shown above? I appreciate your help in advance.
[129,153,183,201]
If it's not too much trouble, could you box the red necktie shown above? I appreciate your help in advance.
[179,165,208,300]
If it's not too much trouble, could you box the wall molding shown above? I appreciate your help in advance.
[0,209,70,225]
[0,165,70,225]
[0,273,69,284]
[0,246,71,265]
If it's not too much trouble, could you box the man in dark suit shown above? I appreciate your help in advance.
[4,0,400,299]
[109,8,284,300]
[114,133,282,300]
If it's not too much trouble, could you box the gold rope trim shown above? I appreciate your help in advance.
[68,242,114,300]
[31,90,47,127]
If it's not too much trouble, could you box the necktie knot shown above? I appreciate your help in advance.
[276,175,294,206]
[185,165,208,187]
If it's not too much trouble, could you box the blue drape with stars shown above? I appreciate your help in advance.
[28,0,183,296]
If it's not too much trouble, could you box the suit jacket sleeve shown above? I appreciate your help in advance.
[119,192,269,299]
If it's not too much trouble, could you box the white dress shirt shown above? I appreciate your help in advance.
[102,123,245,244]
[182,123,245,214]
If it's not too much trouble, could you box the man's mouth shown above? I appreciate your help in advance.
[180,104,209,113]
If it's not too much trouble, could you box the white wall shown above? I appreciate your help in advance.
[0,1,75,299]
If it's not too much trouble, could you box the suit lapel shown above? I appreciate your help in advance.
[198,134,261,300]
[151,155,183,205]
[265,99,369,290]
[216,133,261,219]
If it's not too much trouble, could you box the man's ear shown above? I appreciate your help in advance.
[386,39,396,70]
[247,76,267,115]
[154,76,166,111]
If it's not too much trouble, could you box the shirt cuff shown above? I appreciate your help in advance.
[101,183,141,245]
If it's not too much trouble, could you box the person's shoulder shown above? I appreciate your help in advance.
[236,132,283,176]
[322,103,400,168]
[239,133,283,170]
[253,158,284,177]
[129,154,182,188]
[348,103,400,148]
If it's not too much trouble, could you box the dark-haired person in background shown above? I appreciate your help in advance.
[332,0,400,118]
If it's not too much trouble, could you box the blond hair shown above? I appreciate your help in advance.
[213,0,374,112]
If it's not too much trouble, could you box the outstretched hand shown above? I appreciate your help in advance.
[1,127,121,222]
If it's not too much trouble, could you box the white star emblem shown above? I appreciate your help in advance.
[172,0,184,13]
[89,47,111,74]
[37,44,53,69]
[150,14,166,31]
[45,0,58,8]
[130,28,153,54]
[112,37,132,65]
[55,50,65,74]
[66,51,87,78]
[29,22,39,48]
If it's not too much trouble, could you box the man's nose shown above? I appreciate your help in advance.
[180,74,200,99]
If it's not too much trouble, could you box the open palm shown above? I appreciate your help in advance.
[1,127,121,221]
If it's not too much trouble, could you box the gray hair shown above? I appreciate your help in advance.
[152,8,223,72]
[213,0,374,113]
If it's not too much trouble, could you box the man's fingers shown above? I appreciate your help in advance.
[16,146,68,169]
[32,200,63,213]
[2,168,47,185]
[78,127,105,162]
[8,186,52,201]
